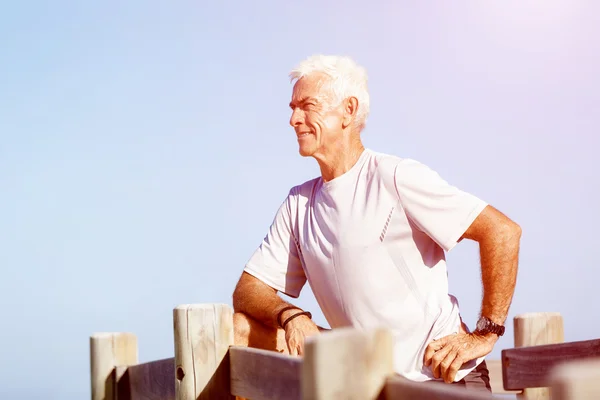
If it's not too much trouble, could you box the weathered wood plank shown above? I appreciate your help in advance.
[90,332,138,400]
[513,312,564,400]
[173,304,234,400]
[502,338,600,391]
[229,346,302,400]
[487,359,521,395]
[550,357,600,400]
[116,357,175,400]
[302,327,394,400]
[383,375,499,399]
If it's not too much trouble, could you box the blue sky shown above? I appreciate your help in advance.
[1,1,598,398]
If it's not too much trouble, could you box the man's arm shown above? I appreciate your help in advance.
[232,271,305,329]
[232,271,321,355]
[461,204,521,326]
[424,205,521,383]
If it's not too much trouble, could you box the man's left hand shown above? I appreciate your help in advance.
[423,332,496,383]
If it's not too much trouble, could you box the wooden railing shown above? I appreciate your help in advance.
[89,304,600,399]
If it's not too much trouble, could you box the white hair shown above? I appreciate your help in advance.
[289,54,370,130]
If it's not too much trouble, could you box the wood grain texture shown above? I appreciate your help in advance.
[382,375,500,400]
[513,313,564,348]
[229,346,302,400]
[302,327,394,400]
[502,338,600,391]
[90,332,138,400]
[173,303,234,400]
[513,312,564,400]
[116,358,175,400]
[550,357,600,400]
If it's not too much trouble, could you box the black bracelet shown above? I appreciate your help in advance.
[282,311,312,330]
[277,306,303,328]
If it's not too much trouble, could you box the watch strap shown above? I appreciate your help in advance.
[475,316,506,337]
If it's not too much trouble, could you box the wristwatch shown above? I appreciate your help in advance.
[474,316,505,337]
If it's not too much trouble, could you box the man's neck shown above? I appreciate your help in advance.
[315,141,366,182]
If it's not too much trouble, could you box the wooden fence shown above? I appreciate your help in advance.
[90,305,600,400]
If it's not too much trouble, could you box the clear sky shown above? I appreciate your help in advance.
[1,1,598,398]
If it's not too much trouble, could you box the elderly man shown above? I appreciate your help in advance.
[232,54,520,392]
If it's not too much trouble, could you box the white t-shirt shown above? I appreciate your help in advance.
[244,148,488,382]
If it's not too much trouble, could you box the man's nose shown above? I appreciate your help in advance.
[289,108,303,127]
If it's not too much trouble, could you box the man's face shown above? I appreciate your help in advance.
[289,73,344,157]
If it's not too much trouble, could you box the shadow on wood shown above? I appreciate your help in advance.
[174,304,234,400]
[90,332,138,400]
[116,357,175,400]
[198,349,234,400]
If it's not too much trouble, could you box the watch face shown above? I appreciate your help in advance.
[476,318,488,331]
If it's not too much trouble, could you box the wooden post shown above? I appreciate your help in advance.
[550,357,600,400]
[302,327,394,400]
[173,304,234,400]
[90,332,138,400]
[513,312,564,400]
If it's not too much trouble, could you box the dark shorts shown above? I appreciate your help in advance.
[427,359,492,393]
[455,360,492,392]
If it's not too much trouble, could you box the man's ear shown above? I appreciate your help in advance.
[342,96,359,128]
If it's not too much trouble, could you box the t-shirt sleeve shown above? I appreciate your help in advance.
[393,159,488,252]
[243,189,307,298]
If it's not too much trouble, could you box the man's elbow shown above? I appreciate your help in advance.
[232,274,248,312]
[513,221,522,240]
[499,218,522,244]
[232,271,276,312]
[232,290,248,314]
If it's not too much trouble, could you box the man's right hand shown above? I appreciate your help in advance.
[284,314,321,356]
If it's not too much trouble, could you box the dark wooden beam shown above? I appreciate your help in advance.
[502,338,600,390]
[382,375,497,399]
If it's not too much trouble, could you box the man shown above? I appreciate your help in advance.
[232,54,521,391]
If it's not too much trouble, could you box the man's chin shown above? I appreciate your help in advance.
[298,146,315,157]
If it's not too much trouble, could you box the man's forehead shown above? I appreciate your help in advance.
[291,74,330,100]
[294,73,329,89]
